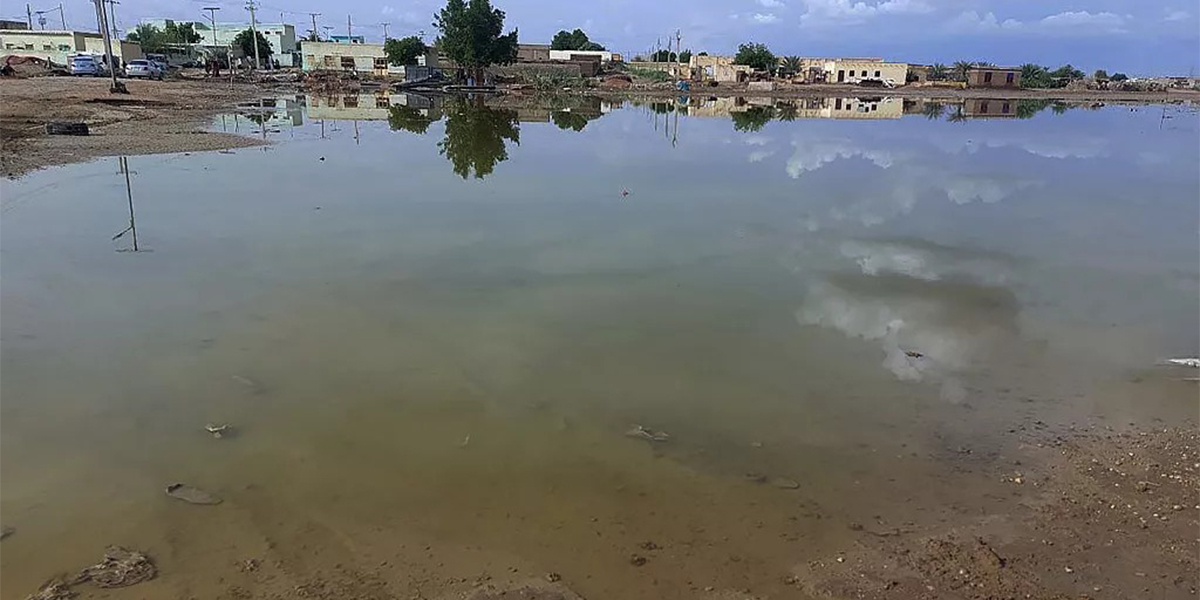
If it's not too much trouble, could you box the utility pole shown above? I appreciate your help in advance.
[346,14,351,42]
[381,22,389,41]
[35,11,45,29]
[202,6,220,48]
[26,3,31,29]
[106,0,119,41]
[92,0,125,93]
[308,12,320,40]
[245,0,260,69]
[57,3,65,28]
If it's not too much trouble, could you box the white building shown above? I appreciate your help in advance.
[549,49,616,62]
[300,40,405,75]
[0,29,143,65]
[140,19,298,66]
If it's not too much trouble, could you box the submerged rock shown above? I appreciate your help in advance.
[76,546,156,588]
[625,425,670,443]
[165,483,222,505]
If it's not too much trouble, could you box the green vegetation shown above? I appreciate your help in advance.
[1111,72,1128,81]
[731,106,775,132]
[733,42,775,71]
[384,36,428,66]
[438,99,520,179]
[125,21,200,53]
[926,63,949,81]
[651,50,676,62]
[678,49,692,63]
[434,0,519,80]
[1093,69,1108,81]
[551,29,604,51]
[233,29,273,62]
[519,66,583,91]
[778,56,802,76]
[921,102,946,120]
[626,66,670,82]
[1019,63,1085,88]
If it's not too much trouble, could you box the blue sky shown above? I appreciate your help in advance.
[28,0,1200,75]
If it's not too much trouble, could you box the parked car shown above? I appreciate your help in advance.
[125,59,164,80]
[70,55,107,77]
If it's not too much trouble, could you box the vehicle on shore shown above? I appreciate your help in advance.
[69,55,108,77]
[125,59,163,80]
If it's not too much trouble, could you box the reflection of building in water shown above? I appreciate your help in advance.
[961,98,1017,118]
[307,92,443,121]
[685,96,902,120]
[241,97,303,127]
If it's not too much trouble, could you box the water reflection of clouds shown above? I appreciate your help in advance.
[784,138,895,178]
[798,270,1020,402]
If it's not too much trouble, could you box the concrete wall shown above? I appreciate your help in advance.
[688,55,752,82]
[517,44,549,62]
[142,20,297,66]
[962,98,1017,117]
[549,49,614,62]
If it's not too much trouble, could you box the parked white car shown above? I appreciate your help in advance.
[125,59,164,80]
[69,55,108,76]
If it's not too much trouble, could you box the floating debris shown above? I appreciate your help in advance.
[904,350,925,359]
[26,578,74,600]
[770,477,801,490]
[165,483,222,505]
[1,525,13,540]
[625,425,670,443]
[744,472,768,484]
[76,546,156,588]
[629,554,647,566]
[205,423,231,439]
[1163,357,1200,368]
[459,434,471,448]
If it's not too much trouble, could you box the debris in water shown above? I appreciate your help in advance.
[770,477,801,490]
[629,554,647,566]
[459,434,471,448]
[744,472,768,484]
[545,572,561,583]
[625,424,670,443]
[620,189,630,197]
[1164,357,1200,368]
[205,423,231,439]
[750,441,764,448]
[904,350,924,359]
[1,525,13,540]
[26,578,74,600]
[165,483,222,505]
[231,374,265,395]
[76,546,157,588]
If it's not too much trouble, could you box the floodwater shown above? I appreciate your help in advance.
[2,94,1197,599]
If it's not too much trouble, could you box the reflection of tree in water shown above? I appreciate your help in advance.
[551,110,596,132]
[776,101,799,121]
[921,102,946,120]
[731,106,775,132]
[388,105,436,134]
[438,99,520,179]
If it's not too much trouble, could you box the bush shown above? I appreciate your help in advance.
[626,67,670,82]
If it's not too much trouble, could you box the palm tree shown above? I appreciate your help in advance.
[946,105,969,123]
[921,102,946,120]
[952,60,976,82]
[927,63,948,81]
[779,56,802,77]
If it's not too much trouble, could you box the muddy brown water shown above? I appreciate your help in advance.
[2,95,1197,599]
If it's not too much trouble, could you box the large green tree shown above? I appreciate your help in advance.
[388,105,436,134]
[233,29,273,65]
[731,106,775,132]
[733,42,775,72]
[778,56,801,76]
[385,36,428,65]
[951,60,976,82]
[551,28,604,51]
[164,21,201,44]
[434,0,519,81]
[927,63,948,81]
[126,24,165,52]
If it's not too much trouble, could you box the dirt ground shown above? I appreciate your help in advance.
[0,76,272,178]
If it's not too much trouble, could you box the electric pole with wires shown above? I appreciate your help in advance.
[245,0,260,69]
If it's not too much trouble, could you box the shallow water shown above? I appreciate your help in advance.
[2,94,1197,598]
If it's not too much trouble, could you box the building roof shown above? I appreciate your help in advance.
[968,66,1020,71]
[0,29,94,35]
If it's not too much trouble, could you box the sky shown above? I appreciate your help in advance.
[19,0,1200,75]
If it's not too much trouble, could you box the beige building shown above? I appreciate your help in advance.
[301,40,407,75]
[0,29,142,65]
[793,58,907,85]
[688,55,753,82]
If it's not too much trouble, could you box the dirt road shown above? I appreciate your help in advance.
[0,76,270,178]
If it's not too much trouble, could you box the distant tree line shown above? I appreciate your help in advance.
[551,29,604,51]
[125,21,200,52]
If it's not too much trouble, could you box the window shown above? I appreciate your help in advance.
[834,98,842,110]
[58,44,70,51]
[980,101,989,113]
[42,44,53,50]
[340,56,355,69]
[861,70,867,77]
[375,95,389,108]
[373,57,387,69]
[1001,102,1011,114]
[1006,72,1014,84]
[874,70,880,77]
[343,95,358,107]
[322,55,338,68]
[4,43,14,49]
[983,72,992,83]
[24,43,33,50]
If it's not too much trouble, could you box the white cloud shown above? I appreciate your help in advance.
[1039,11,1126,32]
[752,12,780,23]
[948,9,1127,35]
[748,150,775,162]
[801,0,933,25]
[381,5,395,15]
[1164,10,1189,22]
[757,0,784,7]
[785,138,894,178]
